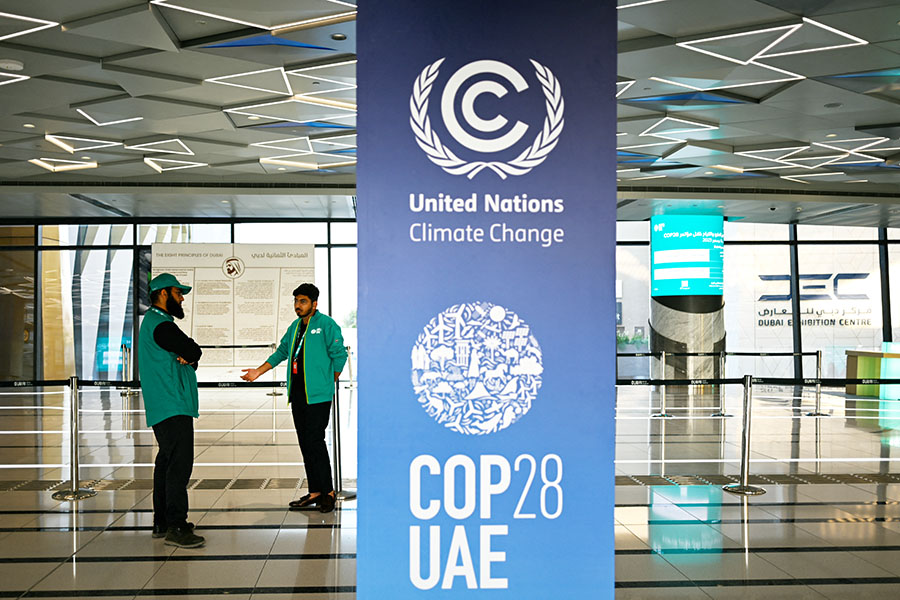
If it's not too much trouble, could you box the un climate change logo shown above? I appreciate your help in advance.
[411,302,543,435]
[410,58,565,179]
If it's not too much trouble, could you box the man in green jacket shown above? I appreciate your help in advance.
[241,283,347,512]
[139,273,205,548]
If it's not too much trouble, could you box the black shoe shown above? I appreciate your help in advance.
[318,493,336,513]
[288,494,317,510]
[153,521,193,538]
[164,525,204,548]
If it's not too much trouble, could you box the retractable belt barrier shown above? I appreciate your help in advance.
[616,351,818,358]
[0,376,352,503]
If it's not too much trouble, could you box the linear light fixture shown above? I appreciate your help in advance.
[76,108,143,127]
[616,80,635,97]
[756,17,868,59]
[251,137,314,153]
[649,61,804,92]
[45,134,120,154]
[286,59,357,75]
[710,164,744,173]
[0,71,29,86]
[144,157,207,173]
[781,171,845,184]
[734,145,811,168]
[0,11,58,42]
[225,97,356,124]
[640,116,717,140]
[260,156,319,170]
[205,67,293,96]
[677,24,801,66]
[126,138,194,155]
[617,141,682,151]
[617,0,668,9]
[150,1,355,31]
[28,158,97,172]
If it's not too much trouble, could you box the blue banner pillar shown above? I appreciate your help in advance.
[358,1,616,597]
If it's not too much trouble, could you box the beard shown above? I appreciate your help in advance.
[166,295,185,319]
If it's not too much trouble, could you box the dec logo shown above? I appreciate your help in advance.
[409,58,565,179]
[758,273,870,301]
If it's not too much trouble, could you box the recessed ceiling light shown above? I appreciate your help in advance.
[704,171,714,175]
[80,156,90,160]
[247,116,261,120]
[23,123,34,128]
[220,200,228,203]
[195,19,207,25]
[824,102,842,109]
[331,33,347,41]
[0,58,24,71]
[826,133,837,138]
[278,167,287,171]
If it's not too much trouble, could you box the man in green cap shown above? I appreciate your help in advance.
[139,272,205,548]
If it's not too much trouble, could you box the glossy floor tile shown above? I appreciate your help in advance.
[1,385,900,597]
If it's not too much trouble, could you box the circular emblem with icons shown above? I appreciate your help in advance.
[411,302,543,435]
[409,58,565,179]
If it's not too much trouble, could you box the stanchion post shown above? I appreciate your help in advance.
[345,345,355,389]
[651,350,672,418]
[52,376,97,501]
[331,382,356,500]
[806,349,828,417]
[711,351,732,418]
[267,343,282,398]
[723,375,766,496]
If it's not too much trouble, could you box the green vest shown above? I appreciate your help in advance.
[266,311,347,404]
[138,307,199,427]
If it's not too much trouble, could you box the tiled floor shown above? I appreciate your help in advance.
[1,383,900,597]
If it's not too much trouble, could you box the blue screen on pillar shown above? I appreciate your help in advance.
[650,215,724,297]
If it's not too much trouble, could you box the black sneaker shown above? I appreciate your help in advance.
[164,525,205,548]
[318,493,336,513]
[153,521,193,539]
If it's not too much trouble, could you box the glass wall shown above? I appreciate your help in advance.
[723,244,793,377]
[615,221,893,380]
[798,244,882,377]
[0,247,35,380]
[2,218,897,384]
[1,221,356,383]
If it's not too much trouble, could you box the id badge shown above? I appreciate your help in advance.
[292,360,298,375]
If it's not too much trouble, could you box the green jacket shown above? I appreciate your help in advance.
[266,311,347,404]
[138,307,200,427]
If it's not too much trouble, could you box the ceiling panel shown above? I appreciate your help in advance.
[0,0,894,222]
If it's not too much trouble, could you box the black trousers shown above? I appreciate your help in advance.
[152,414,194,528]
[290,397,334,494]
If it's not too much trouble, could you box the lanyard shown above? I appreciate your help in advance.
[293,320,309,360]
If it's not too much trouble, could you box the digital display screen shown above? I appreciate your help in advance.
[650,215,724,297]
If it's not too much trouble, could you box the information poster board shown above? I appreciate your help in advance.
[650,215,724,297]
[358,0,616,597]
[150,244,314,366]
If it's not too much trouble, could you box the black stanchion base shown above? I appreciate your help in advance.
[710,411,733,418]
[651,413,673,419]
[723,484,766,496]
[52,488,97,501]
[805,412,829,417]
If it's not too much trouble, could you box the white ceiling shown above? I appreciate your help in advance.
[0,0,897,222]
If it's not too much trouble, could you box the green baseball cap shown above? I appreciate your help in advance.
[148,273,192,294]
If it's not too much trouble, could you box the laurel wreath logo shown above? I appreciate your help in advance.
[409,58,565,179]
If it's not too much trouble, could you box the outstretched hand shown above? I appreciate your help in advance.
[241,368,260,382]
